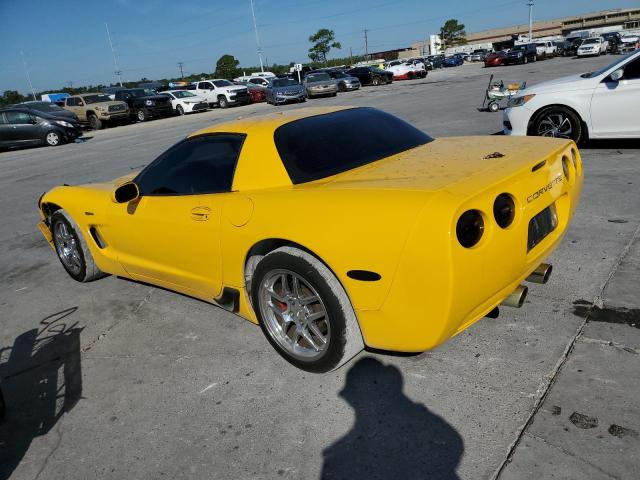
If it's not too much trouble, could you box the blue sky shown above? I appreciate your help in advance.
[1,0,636,94]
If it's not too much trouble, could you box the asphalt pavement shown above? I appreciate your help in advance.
[0,55,638,480]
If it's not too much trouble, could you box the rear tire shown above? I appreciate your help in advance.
[50,210,106,282]
[251,247,364,373]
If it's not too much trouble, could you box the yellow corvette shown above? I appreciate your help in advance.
[37,107,583,372]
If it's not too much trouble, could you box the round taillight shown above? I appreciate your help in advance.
[493,193,515,229]
[456,210,484,248]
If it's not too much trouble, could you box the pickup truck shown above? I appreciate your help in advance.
[188,79,250,108]
[113,88,173,122]
[63,93,129,130]
[535,41,557,59]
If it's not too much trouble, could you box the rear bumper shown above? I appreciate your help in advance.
[355,142,583,352]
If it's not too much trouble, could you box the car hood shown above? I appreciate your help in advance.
[523,73,597,94]
[270,85,304,93]
[318,136,571,193]
[306,81,336,87]
[225,85,247,92]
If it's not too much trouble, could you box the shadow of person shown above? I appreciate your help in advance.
[0,308,83,480]
[321,357,464,480]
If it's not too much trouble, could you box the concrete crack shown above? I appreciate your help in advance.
[81,287,154,353]
[525,432,621,480]
[491,221,640,480]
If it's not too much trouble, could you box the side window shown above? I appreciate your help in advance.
[66,98,76,107]
[0,113,6,125]
[136,134,245,196]
[624,57,640,80]
[199,82,213,90]
[5,111,33,124]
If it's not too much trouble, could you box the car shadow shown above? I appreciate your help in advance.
[582,138,640,150]
[321,357,464,480]
[0,307,83,480]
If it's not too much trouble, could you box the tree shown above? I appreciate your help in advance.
[439,19,466,50]
[308,28,341,65]
[214,54,241,79]
[0,90,27,107]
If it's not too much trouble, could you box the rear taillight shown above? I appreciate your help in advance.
[456,210,484,248]
[493,194,516,229]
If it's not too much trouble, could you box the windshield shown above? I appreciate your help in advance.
[581,51,636,78]
[213,80,233,87]
[512,45,526,51]
[274,108,433,184]
[84,94,112,104]
[272,78,298,87]
[306,73,331,82]
[30,102,64,112]
[582,38,598,45]
[128,89,147,97]
[172,90,196,98]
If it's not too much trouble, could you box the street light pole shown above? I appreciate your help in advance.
[528,0,534,41]
[249,0,264,72]
[105,22,123,86]
[20,51,36,100]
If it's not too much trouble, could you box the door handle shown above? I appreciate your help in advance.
[190,206,211,221]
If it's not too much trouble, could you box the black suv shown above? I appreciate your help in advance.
[0,108,82,150]
[346,67,393,86]
[504,43,538,65]
[113,88,173,122]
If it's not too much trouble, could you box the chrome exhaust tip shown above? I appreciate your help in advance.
[526,263,553,284]
[501,285,528,308]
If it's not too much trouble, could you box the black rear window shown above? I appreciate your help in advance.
[274,108,433,184]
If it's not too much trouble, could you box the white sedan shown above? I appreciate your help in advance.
[577,37,608,57]
[503,50,640,143]
[160,90,208,115]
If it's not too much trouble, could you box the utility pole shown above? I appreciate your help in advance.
[178,62,184,78]
[67,81,74,89]
[105,22,123,86]
[249,0,264,72]
[349,47,353,64]
[20,51,36,100]
[364,29,369,61]
[527,0,534,41]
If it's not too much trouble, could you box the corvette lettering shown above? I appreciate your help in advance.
[527,176,563,203]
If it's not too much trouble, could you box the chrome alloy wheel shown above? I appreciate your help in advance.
[537,113,573,138]
[259,269,330,360]
[54,221,82,275]
[46,132,60,145]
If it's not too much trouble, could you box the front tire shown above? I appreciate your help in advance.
[251,247,364,373]
[50,210,105,282]
[176,104,185,116]
[137,109,148,122]
[372,76,381,86]
[88,114,102,130]
[531,106,583,143]
[218,96,228,108]
[45,131,62,146]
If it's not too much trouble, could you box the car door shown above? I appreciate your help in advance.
[4,111,41,144]
[590,55,640,137]
[104,133,245,298]
[65,98,82,121]
[197,82,214,103]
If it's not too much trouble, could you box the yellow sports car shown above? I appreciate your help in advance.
[37,107,583,372]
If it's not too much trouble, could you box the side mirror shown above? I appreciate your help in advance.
[609,69,624,82]
[112,182,140,204]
